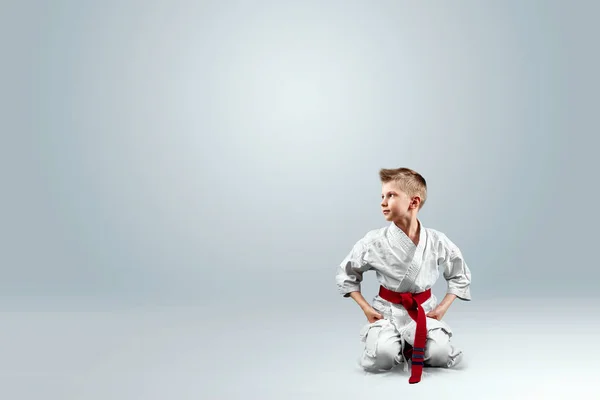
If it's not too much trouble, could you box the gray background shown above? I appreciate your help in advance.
[2,1,599,398]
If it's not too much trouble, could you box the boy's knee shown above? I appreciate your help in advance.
[372,337,401,370]
[425,340,452,367]
[425,329,463,368]
[359,322,401,372]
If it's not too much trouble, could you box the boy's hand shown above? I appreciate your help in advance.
[426,306,447,320]
[348,291,383,323]
[427,293,457,320]
[363,306,383,323]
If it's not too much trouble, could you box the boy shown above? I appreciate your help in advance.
[336,168,472,384]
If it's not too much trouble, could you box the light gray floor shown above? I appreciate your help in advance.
[1,297,598,399]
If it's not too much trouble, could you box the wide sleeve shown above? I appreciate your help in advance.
[441,239,472,301]
[336,239,372,297]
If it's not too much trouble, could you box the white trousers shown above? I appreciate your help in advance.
[358,317,463,372]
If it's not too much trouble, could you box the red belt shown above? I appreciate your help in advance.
[378,285,431,384]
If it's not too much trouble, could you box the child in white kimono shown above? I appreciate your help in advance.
[336,168,472,384]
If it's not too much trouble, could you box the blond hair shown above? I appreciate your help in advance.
[379,167,427,208]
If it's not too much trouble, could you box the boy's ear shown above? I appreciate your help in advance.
[410,196,421,209]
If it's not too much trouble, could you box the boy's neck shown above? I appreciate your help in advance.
[394,217,420,245]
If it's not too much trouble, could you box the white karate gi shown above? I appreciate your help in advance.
[336,220,472,372]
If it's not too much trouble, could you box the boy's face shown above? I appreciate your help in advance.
[380,181,417,222]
